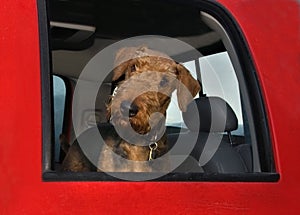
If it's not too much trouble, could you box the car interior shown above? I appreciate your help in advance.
[48,0,255,177]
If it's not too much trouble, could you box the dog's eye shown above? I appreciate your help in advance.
[130,64,136,72]
[160,76,168,87]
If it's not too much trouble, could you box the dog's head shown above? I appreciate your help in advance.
[108,47,200,136]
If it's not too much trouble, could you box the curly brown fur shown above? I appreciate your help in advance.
[62,46,200,172]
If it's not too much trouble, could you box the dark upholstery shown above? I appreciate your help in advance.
[182,97,238,132]
[170,96,251,173]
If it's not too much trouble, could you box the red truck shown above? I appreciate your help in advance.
[0,0,299,214]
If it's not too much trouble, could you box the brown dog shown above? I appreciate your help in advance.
[62,46,200,172]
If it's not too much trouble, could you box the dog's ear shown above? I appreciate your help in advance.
[176,63,201,112]
[112,61,130,82]
[112,47,143,82]
[113,59,138,81]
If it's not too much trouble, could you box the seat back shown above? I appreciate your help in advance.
[170,96,250,173]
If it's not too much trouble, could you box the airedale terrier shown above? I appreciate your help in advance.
[62,46,200,172]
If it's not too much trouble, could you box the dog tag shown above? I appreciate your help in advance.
[148,142,158,161]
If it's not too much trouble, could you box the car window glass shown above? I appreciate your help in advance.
[53,76,66,162]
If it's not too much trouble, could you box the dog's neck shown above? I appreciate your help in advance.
[113,133,168,161]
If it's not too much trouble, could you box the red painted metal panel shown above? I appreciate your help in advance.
[0,0,299,214]
[218,0,300,209]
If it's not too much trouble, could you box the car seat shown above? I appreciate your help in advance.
[170,96,251,173]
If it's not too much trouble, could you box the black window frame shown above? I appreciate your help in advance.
[39,0,279,182]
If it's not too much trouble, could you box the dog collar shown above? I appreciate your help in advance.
[148,142,158,161]
[148,133,159,161]
[111,86,119,100]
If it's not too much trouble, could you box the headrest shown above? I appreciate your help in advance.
[182,97,238,132]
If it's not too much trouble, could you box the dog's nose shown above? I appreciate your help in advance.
[120,100,139,117]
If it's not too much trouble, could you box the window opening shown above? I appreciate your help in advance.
[40,0,278,181]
